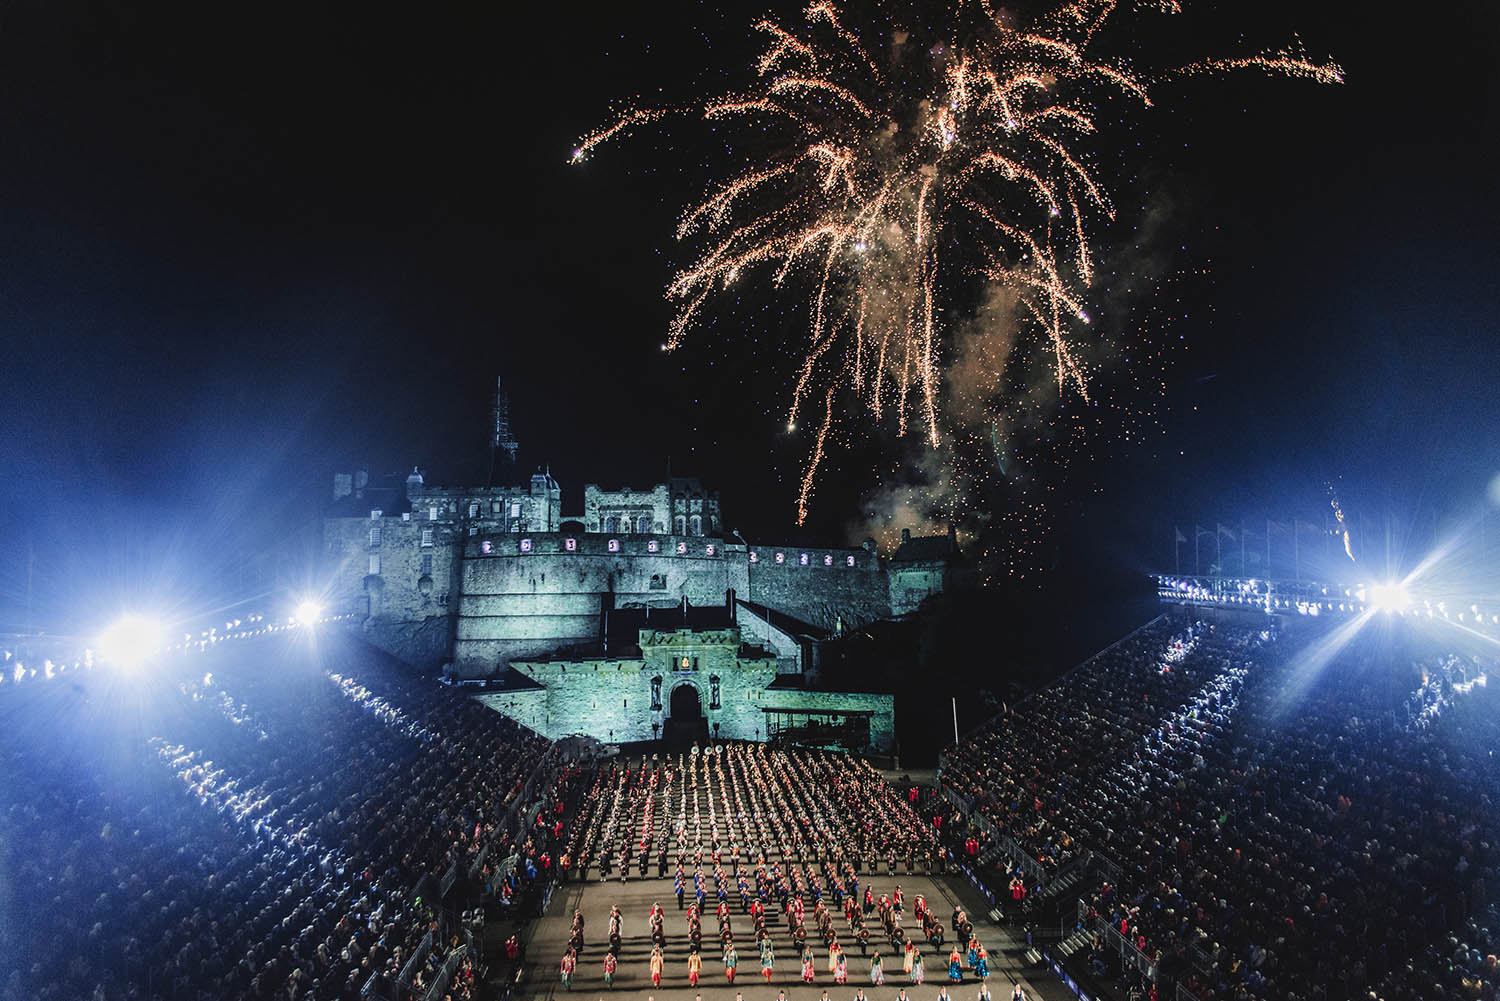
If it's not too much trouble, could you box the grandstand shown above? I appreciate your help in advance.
[938,608,1499,1001]
[4,586,1498,1001]
[0,627,582,1001]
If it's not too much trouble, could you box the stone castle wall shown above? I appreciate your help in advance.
[327,523,947,676]
[446,534,901,674]
[745,548,889,633]
[479,642,895,752]
[323,512,460,670]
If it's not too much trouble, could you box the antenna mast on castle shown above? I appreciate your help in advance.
[488,375,520,487]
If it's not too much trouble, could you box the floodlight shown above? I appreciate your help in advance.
[97,615,166,669]
[1369,581,1410,613]
[294,600,324,626]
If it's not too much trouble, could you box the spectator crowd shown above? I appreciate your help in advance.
[0,632,575,1001]
[942,614,1500,1001]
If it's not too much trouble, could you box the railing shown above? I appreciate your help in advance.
[440,860,459,899]
[1073,900,1156,983]
[398,931,435,993]
[1188,941,1214,974]
[422,945,469,1001]
[469,840,494,882]
[1099,921,1157,982]
[483,851,520,896]
[1000,834,1049,885]
[1177,981,1199,1001]
[1094,853,1123,887]
[942,787,1054,890]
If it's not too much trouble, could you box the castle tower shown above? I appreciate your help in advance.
[490,375,520,485]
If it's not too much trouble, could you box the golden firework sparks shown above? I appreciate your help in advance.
[575,1,1339,525]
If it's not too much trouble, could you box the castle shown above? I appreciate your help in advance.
[322,379,957,752]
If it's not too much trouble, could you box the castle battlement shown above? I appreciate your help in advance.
[319,377,952,753]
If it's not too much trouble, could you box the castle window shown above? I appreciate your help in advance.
[492,500,501,514]
[481,540,493,554]
[648,540,660,553]
[368,554,381,575]
[749,552,759,563]
[604,516,617,533]
[709,675,721,710]
[402,512,410,522]
[468,525,477,536]
[468,503,478,518]
[520,538,532,553]
[511,519,520,532]
[705,544,716,557]
[370,509,381,520]
[620,515,631,534]
[823,554,833,566]
[676,541,687,555]
[637,515,650,533]
[511,502,521,518]
[565,537,577,552]
[429,506,438,521]
[608,538,620,553]
[799,552,809,565]
[690,515,702,536]
[421,528,434,548]
[369,525,382,547]
[421,554,433,574]
[775,552,785,564]
[674,515,686,535]
[846,555,856,567]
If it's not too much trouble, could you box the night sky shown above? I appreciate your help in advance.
[2,0,1496,649]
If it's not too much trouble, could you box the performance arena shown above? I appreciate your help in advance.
[2,589,1497,1001]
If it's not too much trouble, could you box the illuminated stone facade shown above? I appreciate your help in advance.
[320,386,952,748]
[473,621,896,752]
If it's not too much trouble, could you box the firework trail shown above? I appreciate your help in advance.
[1328,483,1356,562]
[575,0,1341,525]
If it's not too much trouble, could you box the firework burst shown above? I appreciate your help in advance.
[574,0,1340,526]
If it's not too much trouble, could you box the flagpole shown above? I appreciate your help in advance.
[952,697,959,747]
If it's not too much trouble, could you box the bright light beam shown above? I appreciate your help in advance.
[1369,581,1411,614]
[294,600,324,626]
[96,615,166,670]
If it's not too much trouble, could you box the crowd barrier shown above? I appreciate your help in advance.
[397,930,435,993]
[1073,898,1158,984]
[421,943,470,1001]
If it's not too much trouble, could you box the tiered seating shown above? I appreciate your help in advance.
[942,615,1500,1001]
[0,633,572,1001]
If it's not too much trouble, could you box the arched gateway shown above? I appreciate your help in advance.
[664,682,708,746]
